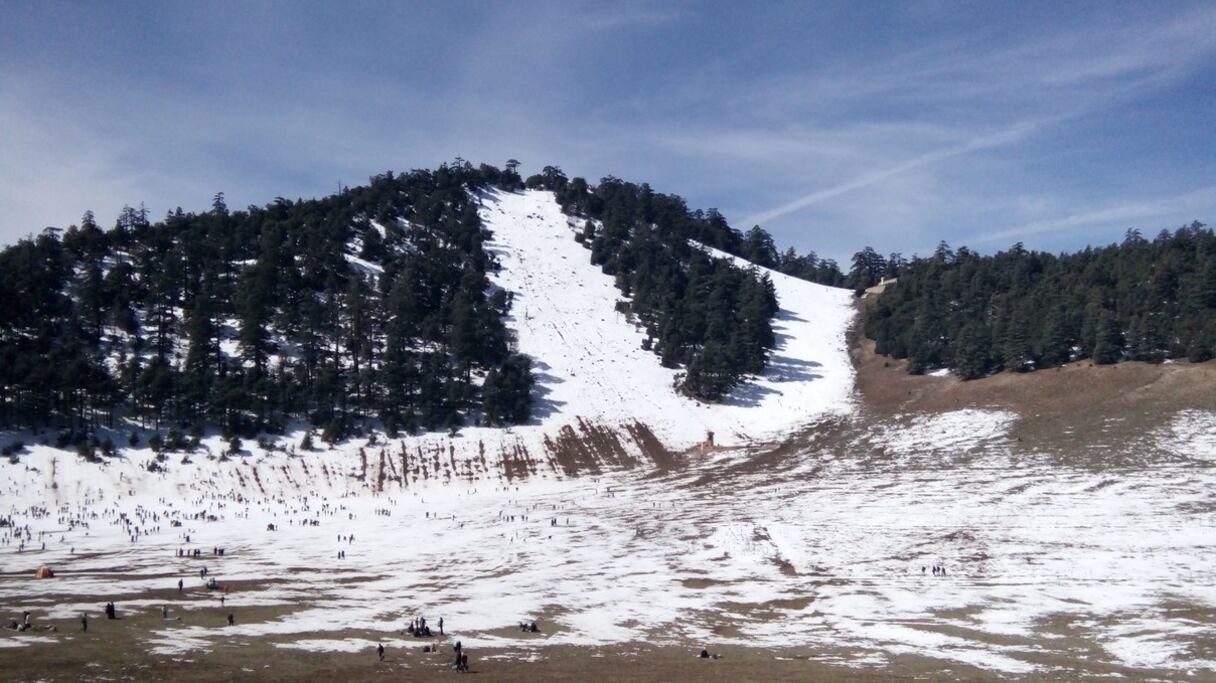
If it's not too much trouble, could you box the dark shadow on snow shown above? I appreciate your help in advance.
[720,305,826,407]
[527,360,567,422]
[775,308,808,324]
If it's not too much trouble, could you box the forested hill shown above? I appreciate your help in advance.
[0,164,531,441]
[521,168,842,399]
[0,161,828,444]
[861,226,1216,379]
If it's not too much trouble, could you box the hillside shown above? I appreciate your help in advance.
[859,226,1216,378]
[481,188,855,449]
[0,188,855,496]
[0,162,849,455]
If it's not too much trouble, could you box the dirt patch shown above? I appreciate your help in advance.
[850,299,1216,460]
[0,632,939,683]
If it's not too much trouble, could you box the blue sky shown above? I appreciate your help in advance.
[1,1,1213,261]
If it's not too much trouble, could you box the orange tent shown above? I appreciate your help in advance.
[34,565,55,579]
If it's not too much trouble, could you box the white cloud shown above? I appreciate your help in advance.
[739,118,1042,227]
[963,186,1216,247]
[0,2,1212,260]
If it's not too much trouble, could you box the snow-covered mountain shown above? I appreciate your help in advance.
[1,188,856,502]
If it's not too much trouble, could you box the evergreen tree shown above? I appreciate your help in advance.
[953,322,992,380]
[865,222,1215,377]
[1092,310,1124,365]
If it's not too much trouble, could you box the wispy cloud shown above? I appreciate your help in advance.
[963,186,1216,247]
[731,5,1216,228]
[0,2,1212,260]
[740,118,1044,227]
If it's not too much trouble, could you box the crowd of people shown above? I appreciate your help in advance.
[0,463,630,677]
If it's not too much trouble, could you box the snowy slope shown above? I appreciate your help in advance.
[480,188,855,449]
[0,190,858,510]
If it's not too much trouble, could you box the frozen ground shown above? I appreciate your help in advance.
[2,408,1214,679]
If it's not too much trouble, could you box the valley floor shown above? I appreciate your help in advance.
[2,400,1214,681]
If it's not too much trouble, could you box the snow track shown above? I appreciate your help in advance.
[480,188,855,450]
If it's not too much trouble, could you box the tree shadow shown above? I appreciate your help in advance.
[528,360,567,421]
[764,354,825,382]
[775,308,808,324]
[720,381,783,408]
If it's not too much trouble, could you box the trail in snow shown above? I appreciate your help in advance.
[480,188,855,449]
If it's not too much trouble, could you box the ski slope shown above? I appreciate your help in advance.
[480,188,855,450]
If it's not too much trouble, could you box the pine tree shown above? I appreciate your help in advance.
[1002,308,1032,372]
[1092,311,1123,365]
[1036,307,1070,367]
[182,282,217,421]
[743,226,778,268]
[953,322,991,380]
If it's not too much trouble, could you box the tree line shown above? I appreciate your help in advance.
[0,162,533,442]
[518,167,784,400]
[862,225,1216,378]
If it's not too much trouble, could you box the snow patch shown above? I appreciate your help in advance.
[1155,410,1216,461]
[866,409,1017,456]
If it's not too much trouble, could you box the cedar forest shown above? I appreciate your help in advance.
[0,161,836,447]
[0,159,1211,452]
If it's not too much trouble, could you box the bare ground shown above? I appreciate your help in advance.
[851,318,1216,461]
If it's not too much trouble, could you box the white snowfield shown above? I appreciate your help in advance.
[479,188,856,450]
[2,409,1215,677]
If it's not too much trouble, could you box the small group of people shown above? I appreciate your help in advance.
[381,624,470,671]
[453,640,470,672]
[10,612,58,633]
[518,620,539,633]
[103,602,117,619]
[922,564,948,576]
[9,611,33,631]
[407,615,441,637]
